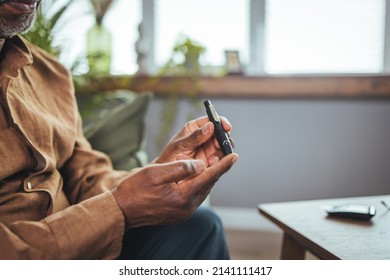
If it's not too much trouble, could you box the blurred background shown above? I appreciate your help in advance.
[29,0,390,259]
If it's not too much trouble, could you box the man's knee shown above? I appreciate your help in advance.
[189,207,224,237]
[186,207,229,259]
[119,207,229,259]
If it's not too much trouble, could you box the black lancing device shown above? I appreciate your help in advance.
[322,204,376,221]
[204,100,234,155]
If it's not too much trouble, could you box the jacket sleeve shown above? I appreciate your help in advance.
[0,113,129,259]
[0,191,125,259]
[60,113,130,205]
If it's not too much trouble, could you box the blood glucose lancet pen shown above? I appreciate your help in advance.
[204,100,234,155]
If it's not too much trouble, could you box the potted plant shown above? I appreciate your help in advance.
[153,35,206,147]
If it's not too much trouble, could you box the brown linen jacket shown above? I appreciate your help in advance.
[0,36,130,259]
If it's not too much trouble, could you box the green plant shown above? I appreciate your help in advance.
[23,0,72,57]
[158,35,206,77]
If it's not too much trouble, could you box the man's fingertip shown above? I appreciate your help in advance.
[201,122,213,135]
[232,154,239,164]
[209,156,220,166]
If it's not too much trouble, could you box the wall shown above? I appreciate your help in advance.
[144,97,390,210]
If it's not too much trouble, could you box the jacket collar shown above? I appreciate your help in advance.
[0,35,34,79]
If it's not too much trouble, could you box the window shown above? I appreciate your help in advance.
[264,0,386,74]
[54,0,387,76]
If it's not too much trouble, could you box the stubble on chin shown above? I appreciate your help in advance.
[0,13,36,38]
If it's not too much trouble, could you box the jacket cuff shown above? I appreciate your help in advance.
[44,191,125,259]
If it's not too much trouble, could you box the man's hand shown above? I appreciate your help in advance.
[112,155,238,228]
[112,116,238,228]
[154,116,234,167]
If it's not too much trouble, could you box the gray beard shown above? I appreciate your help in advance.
[0,13,36,38]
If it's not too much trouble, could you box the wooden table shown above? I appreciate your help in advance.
[258,195,390,260]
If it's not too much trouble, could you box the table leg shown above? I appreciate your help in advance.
[280,232,306,260]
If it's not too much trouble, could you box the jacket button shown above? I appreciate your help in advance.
[27,181,32,190]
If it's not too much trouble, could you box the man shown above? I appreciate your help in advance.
[0,0,238,259]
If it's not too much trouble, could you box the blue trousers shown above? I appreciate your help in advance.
[118,207,230,260]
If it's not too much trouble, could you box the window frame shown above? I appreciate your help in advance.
[383,0,390,73]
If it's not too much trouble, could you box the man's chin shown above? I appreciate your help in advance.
[0,12,35,38]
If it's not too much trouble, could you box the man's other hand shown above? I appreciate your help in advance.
[154,116,235,167]
[112,154,238,228]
